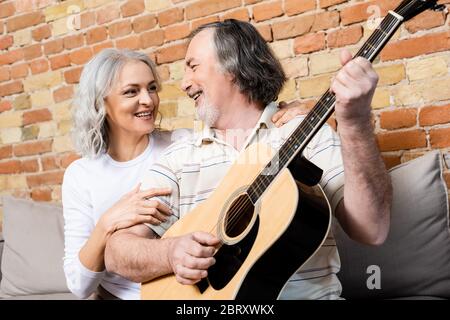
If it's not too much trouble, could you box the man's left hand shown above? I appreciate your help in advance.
[331,49,378,129]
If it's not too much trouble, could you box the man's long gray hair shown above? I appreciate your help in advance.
[190,19,286,107]
[72,49,160,158]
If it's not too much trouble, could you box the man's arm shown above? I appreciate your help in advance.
[104,224,171,283]
[332,50,392,246]
[105,225,219,284]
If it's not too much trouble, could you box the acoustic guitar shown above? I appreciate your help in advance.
[141,0,445,300]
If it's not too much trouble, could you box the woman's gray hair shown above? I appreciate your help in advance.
[190,19,286,107]
[72,48,160,158]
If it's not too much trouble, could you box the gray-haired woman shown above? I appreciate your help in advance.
[62,48,305,300]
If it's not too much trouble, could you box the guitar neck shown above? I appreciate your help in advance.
[247,11,405,203]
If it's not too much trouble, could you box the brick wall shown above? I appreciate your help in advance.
[0,0,450,226]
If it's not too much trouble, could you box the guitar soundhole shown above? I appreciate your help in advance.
[224,194,255,238]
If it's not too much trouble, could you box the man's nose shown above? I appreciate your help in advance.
[181,71,192,92]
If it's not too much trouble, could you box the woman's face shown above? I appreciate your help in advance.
[104,60,160,139]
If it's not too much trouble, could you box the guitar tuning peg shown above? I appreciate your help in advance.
[432,4,446,12]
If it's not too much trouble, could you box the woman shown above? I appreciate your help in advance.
[62,48,305,300]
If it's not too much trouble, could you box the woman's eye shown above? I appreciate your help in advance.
[124,89,137,96]
[148,85,157,92]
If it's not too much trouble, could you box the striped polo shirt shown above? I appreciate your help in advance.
[141,102,345,299]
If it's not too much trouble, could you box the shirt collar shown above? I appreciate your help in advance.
[194,102,278,147]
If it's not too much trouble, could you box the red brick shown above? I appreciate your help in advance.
[273,15,315,40]
[41,155,60,171]
[380,108,417,130]
[132,14,157,33]
[0,66,10,82]
[0,101,12,113]
[0,2,15,18]
[341,0,402,26]
[49,54,71,70]
[80,11,96,29]
[285,0,315,16]
[253,1,283,22]
[0,49,24,66]
[221,8,249,22]
[108,21,132,39]
[320,0,347,8]
[294,32,326,54]
[158,8,184,27]
[419,104,450,126]
[93,41,114,54]
[21,159,39,173]
[63,34,84,50]
[64,66,83,84]
[23,44,42,61]
[23,108,52,125]
[382,155,401,169]
[376,130,427,152]
[43,39,64,55]
[186,0,241,20]
[0,81,23,96]
[6,12,44,32]
[0,145,12,160]
[96,4,120,25]
[86,27,108,45]
[405,10,446,34]
[381,31,450,61]
[60,152,81,168]
[31,188,52,202]
[0,160,21,174]
[0,35,13,50]
[156,42,188,64]
[14,139,53,157]
[256,24,272,42]
[53,86,74,103]
[27,171,65,187]
[327,25,363,48]
[69,47,93,65]
[163,24,190,42]
[121,0,145,18]
[29,59,49,75]
[11,63,29,79]
[191,16,220,31]
[116,35,142,50]
[32,24,51,41]
[430,127,450,148]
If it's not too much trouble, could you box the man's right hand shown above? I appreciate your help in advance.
[168,232,221,285]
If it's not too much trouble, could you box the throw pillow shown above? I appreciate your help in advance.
[333,150,450,299]
[0,196,69,297]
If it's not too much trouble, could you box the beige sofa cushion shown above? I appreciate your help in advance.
[334,151,450,299]
[0,196,69,297]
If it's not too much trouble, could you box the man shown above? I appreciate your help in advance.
[105,19,392,299]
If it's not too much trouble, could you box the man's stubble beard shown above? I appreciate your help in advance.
[195,94,221,127]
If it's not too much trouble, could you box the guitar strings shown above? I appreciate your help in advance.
[215,14,401,239]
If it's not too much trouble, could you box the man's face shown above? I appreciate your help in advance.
[181,29,236,127]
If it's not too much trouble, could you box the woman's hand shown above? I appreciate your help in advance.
[272,101,310,127]
[99,183,172,237]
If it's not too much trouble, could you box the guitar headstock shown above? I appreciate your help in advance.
[394,0,446,21]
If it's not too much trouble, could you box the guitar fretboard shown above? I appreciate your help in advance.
[247,13,404,203]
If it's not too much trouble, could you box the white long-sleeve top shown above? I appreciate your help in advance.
[61,131,179,299]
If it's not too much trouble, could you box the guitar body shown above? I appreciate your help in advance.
[141,143,331,300]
